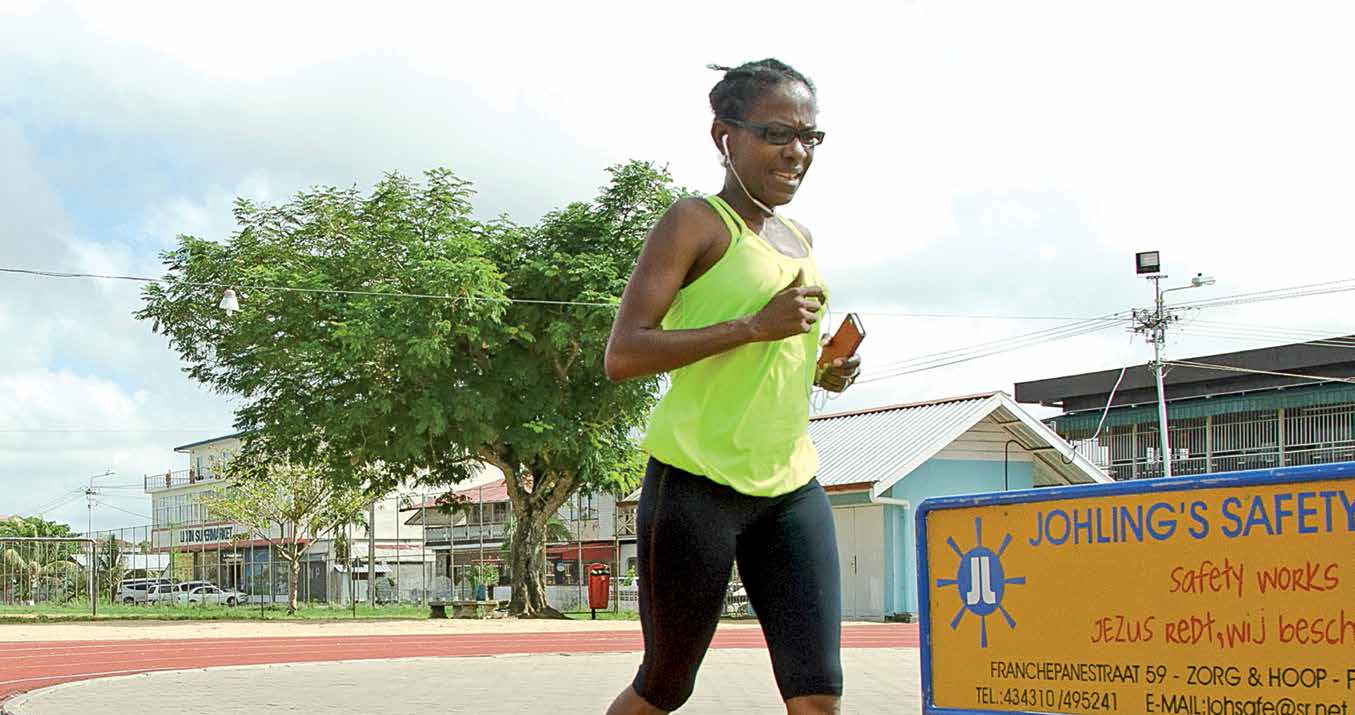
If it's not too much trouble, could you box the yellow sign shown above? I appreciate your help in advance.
[918,465,1355,714]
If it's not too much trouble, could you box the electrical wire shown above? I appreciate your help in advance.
[858,315,1128,381]
[1057,333,1139,467]
[0,265,1145,323]
[864,314,1128,375]
[32,491,86,516]
[31,489,83,514]
[1175,278,1355,310]
[0,267,615,308]
[1165,360,1355,385]
[857,323,1122,385]
[0,429,231,433]
[1185,320,1355,346]
[1091,335,1139,441]
[1173,325,1355,352]
[92,499,151,521]
[847,310,1093,321]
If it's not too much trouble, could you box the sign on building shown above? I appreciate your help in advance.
[917,463,1355,714]
[178,525,236,544]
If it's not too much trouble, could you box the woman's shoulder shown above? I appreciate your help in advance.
[666,195,724,223]
[650,196,727,245]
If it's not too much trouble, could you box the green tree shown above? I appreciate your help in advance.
[201,455,369,614]
[95,535,128,604]
[1,543,84,605]
[1,516,84,604]
[0,515,74,539]
[137,164,674,616]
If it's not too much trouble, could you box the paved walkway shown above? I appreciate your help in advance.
[3,649,922,714]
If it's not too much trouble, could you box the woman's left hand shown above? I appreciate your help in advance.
[816,354,861,393]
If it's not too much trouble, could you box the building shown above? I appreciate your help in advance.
[402,478,629,606]
[617,392,1107,621]
[1015,337,1355,480]
[145,432,438,603]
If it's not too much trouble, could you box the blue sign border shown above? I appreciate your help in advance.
[915,461,1355,715]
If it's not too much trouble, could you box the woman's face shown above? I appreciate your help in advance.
[717,81,819,207]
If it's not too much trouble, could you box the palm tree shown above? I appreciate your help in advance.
[2,545,84,605]
[95,535,128,604]
[1,516,83,605]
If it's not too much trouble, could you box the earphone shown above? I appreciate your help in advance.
[721,134,774,216]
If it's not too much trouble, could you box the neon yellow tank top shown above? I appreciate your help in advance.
[640,195,826,497]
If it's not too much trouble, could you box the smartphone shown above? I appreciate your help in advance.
[818,313,865,368]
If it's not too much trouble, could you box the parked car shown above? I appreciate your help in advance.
[117,578,170,605]
[146,580,214,605]
[182,585,245,607]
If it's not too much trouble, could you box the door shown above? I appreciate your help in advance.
[833,506,885,620]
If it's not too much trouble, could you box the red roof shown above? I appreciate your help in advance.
[400,478,510,511]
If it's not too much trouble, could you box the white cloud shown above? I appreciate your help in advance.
[2,1,1355,527]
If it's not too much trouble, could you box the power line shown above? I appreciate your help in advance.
[1176,278,1355,310]
[0,429,230,433]
[856,318,1126,385]
[0,266,615,308]
[1186,320,1355,346]
[861,314,1128,376]
[0,265,1152,323]
[92,499,151,521]
[32,491,87,517]
[848,310,1093,321]
[857,321,1122,384]
[1165,360,1355,385]
[1174,325,1355,352]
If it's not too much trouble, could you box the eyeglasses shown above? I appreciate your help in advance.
[721,118,825,147]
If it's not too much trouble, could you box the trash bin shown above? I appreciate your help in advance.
[586,563,611,619]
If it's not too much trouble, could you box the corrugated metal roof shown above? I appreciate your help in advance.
[402,478,511,511]
[809,394,1001,488]
[625,392,1108,503]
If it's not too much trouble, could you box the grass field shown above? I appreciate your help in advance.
[0,602,437,622]
[0,602,643,622]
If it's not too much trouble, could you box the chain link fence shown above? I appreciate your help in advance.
[7,488,764,620]
[1,537,97,614]
[22,489,644,615]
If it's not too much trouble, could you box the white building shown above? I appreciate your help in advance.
[145,432,442,603]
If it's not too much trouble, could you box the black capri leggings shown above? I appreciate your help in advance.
[631,458,843,711]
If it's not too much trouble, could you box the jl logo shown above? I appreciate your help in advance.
[936,517,1024,648]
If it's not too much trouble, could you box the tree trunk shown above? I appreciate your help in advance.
[286,556,300,615]
[508,506,563,618]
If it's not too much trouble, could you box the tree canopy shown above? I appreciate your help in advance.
[137,162,680,615]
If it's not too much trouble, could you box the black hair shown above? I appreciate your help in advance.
[707,59,815,121]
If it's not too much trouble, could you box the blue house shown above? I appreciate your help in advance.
[810,392,1108,620]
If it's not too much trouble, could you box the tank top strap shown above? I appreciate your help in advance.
[705,195,748,244]
[773,214,812,254]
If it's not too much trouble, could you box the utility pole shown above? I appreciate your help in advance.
[1133,277,1175,478]
[1131,252,1215,479]
[85,470,115,537]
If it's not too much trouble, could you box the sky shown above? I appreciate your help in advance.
[2,1,1354,530]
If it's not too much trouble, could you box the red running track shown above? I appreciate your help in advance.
[0,624,917,703]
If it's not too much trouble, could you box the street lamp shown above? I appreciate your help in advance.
[1133,256,1216,478]
[1135,251,1162,275]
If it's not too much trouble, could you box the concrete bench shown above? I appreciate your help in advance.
[429,599,504,619]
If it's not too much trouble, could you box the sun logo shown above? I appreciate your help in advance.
[935,517,1025,648]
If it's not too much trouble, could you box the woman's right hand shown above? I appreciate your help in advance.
[748,269,825,341]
